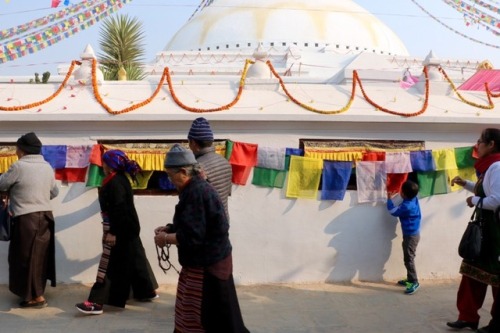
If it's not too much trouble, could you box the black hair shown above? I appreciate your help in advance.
[401,180,419,199]
[480,128,500,153]
[192,139,213,148]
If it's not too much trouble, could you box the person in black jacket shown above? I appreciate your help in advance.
[76,149,158,315]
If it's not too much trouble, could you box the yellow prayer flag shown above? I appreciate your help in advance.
[285,155,323,199]
[447,168,477,192]
[432,148,458,170]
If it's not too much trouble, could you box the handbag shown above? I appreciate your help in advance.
[458,198,483,261]
[0,197,11,241]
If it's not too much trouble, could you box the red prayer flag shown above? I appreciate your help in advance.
[55,167,88,183]
[51,0,61,8]
[387,173,408,196]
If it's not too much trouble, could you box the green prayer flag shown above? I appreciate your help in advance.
[225,140,234,160]
[86,164,105,187]
[417,170,448,198]
[252,167,287,188]
[454,146,476,169]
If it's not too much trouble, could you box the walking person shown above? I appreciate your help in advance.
[154,144,249,333]
[0,132,59,308]
[447,128,500,331]
[187,117,232,218]
[76,149,158,315]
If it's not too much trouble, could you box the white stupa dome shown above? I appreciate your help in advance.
[165,0,409,56]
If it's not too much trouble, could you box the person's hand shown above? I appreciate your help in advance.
[105,233,116,247]
[451,176,466,187]
[466,196,475,208]
[154,226,167,235]
[154,231,168,247]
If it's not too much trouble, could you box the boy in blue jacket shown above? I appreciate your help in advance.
[387,180,421,295]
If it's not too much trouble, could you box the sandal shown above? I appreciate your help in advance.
[19,299,48,308]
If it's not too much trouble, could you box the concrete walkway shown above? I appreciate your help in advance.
[0,280,493,333]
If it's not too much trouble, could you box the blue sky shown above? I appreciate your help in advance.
[0,0,498,76]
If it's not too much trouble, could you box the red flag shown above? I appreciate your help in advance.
[51,0,61,8]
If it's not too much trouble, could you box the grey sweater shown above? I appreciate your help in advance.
[0,154,59,216]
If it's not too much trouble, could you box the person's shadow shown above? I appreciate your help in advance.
[325,193,398,282]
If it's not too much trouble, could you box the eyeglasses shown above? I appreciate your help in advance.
[477,139,485,145]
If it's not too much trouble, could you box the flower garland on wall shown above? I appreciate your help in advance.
[0,59,498,114]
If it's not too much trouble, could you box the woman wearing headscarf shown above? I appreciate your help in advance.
[154,144,249,333]
[76,149,158,315]
[0,132,59,308]
[448,128,500,331]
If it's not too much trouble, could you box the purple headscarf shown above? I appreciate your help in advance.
[102,149,141,178]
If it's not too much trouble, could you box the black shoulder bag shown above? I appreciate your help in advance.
[458,198,483,261]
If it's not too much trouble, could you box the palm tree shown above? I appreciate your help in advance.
[98,14,146,80]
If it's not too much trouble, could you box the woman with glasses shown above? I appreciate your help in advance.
[447,128,500,332]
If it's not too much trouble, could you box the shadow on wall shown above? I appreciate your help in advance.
[325,194,398,282]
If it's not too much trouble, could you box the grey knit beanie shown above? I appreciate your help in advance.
[164,144,197,168]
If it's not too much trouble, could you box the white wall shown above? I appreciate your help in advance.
[0,119,486,285]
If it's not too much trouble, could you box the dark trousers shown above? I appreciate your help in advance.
[402,234,420,283]
[457,275,498,323]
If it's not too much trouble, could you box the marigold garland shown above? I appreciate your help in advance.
[438,67,495,110]
[353,66,430,117]
[91,59,167,115]
[165,59,251,113]
[0,58,497,115]
[266,60,355,115]
[0,60,79,111]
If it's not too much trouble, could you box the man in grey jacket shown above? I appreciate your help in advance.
[0,132,59,308]
[188,117,232,219]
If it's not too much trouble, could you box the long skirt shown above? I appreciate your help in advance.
[8,211,56,301]
[88,220,158,307]
[174,265,250,333]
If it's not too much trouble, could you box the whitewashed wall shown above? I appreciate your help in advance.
[0,119,488,285]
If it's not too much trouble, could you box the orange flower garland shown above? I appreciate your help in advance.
[0,58,496,116]
[165,59,252,113]
[354,67,430,117]
[91,59,167,115]
[266,60,355,115]
[0,60,79,111]
[438,67,494,110]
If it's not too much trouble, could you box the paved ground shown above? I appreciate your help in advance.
[0,279,493,333]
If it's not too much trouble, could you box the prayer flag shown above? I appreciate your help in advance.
[257,147,286,170]
[56,167,88,183]
[66,145,92,168]
[321,160,352,201]
[286,156,323,199]
[417,171,448,197]
[387,173,408,196]
[355,161,387,203]
[252,167,287,188]
[410,150,435,172]
[385,152,412,173]
[41,145,67,169]
[432,149,458,170]
[454,146,476,169]
[86,164,104,187]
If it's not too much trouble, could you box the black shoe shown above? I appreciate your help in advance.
[446,320,479,330]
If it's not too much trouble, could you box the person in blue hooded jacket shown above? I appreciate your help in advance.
[387,180,421,295]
